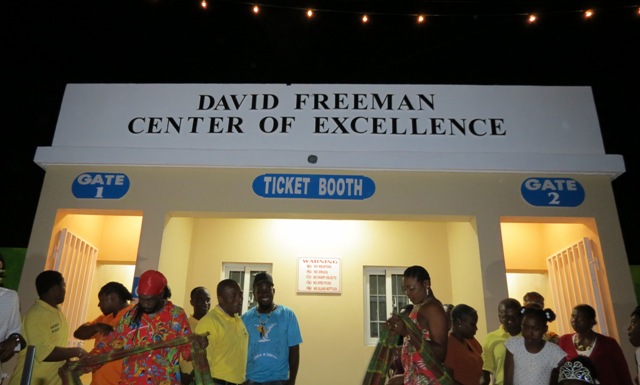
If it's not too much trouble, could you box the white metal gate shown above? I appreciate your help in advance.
[546,237,607,335]
[52,228,98,347]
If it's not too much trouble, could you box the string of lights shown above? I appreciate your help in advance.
[195,0,640,25]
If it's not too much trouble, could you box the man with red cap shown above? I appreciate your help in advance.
[91,270,205,385]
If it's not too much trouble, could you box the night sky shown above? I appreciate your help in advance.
[3,0,638,262]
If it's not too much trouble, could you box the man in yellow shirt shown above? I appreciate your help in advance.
[481,298,522,385]
[10,270,89,385]
[179,286,211,385]
[196,279,248,385]
[73,282,134,385]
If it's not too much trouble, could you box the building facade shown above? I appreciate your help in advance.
[17,84,633,384]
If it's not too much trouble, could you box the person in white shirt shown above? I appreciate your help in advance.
[0,253,26,385]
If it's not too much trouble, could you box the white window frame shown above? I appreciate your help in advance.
[223,263,272,314]
[364,267,408,346]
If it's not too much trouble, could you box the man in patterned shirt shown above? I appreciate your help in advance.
[91,270,206,385]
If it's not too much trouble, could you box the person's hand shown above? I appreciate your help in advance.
[386,374,404,385]
[192,334,209,349]
[0,335,21,362]
[75,347,91,360]
[95,323,114,336]
[386,315,406,336]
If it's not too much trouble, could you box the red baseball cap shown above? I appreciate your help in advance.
[138,270,167,296]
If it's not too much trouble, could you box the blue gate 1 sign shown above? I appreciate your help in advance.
[253,174,375,200]
[521,177,585,207]
[132,276,139,299]
[72,172,130,199]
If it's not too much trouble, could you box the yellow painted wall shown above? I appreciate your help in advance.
[161,217,470,385]
[158,217,195,309]
[502,221,600,271]
[501,222,546,271]
[100,216,142,263]
[447,221,487,340]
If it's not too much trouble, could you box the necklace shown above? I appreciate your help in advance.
[256,304,275,338]
[573,333,596,352]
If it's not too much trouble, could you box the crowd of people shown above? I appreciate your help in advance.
[4,260,640,385]
[3,268,302,385]
[375,265,640,385]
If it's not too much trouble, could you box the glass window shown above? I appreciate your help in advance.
[364,267,408,345]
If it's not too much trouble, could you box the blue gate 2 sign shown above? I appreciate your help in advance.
[521,177,585,207]
[72,172,130,199]
[253,174,375,200]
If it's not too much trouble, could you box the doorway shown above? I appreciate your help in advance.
[501,218,615,338]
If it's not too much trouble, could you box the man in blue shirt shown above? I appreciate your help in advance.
[242,273,302,385]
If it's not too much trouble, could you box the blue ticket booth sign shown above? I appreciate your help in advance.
[253,174,375,200]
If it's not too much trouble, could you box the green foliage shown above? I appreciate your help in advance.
[629,265,640,304]
[0,247,27,290]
